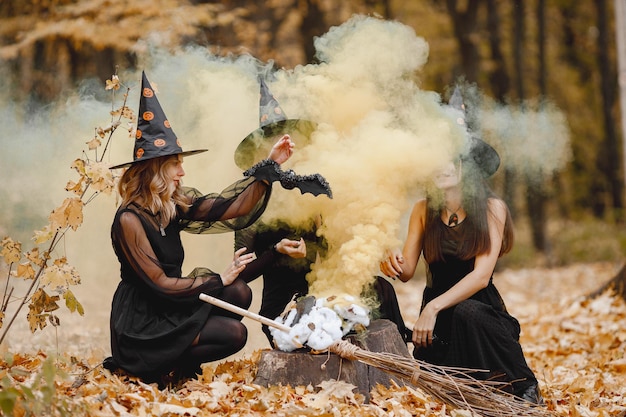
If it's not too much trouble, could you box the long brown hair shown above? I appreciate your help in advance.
[118,155,188,221]
[423,164,514,263]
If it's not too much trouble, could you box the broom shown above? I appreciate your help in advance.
[199,293,554,417]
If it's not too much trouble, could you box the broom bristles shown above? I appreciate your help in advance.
[330,340,553,417]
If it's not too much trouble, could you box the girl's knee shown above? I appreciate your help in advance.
[222,279,252,308]
[453,299,486,323]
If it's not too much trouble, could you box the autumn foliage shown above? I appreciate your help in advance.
[0,73,132,340]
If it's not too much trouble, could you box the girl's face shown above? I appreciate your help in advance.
[433,160,461,190]
[164,155,185,193]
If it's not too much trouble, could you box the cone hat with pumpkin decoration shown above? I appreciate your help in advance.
[110,71,207,170]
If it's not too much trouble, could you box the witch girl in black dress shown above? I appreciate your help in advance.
[380,88,543,404]
[103,72,296,386]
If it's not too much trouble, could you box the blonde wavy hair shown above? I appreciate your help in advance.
[118,155,188,221]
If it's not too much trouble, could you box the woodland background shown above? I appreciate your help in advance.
[1,0,625,269]
[1,2,626,416]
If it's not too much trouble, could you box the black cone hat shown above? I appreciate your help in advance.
[449,86,500,178]
[234,77,317,170]
[110,71,207,169]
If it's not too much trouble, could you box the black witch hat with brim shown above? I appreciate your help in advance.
[448,86,500,178]
[234,77,317,170]
[110,71,207,170]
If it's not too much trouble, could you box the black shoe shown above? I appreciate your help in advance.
[520,383,545,405]
[102,356,119,372]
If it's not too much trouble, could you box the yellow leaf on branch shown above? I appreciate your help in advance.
[105,75,120,91]
[63,289,84,315]
[32,224,54,244]
[111,105,135,121]
[31,288,60,313]
[71,158,86,175]
[86,137,101,150]
[65,177,85,195]
[25,247,41,264]
[16,262,35,279]
[49,197,84,231]
[41,259,81,291]
[27,307,48,332]
[85,161,115,194]
[0,236,22,264]
[28,288,60,332]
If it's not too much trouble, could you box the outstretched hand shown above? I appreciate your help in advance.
[221,247,255,286]
[275,238,306,258]
[268,134,294,165]
[379,249,404,279]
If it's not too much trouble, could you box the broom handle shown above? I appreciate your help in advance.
[199,293,292,333]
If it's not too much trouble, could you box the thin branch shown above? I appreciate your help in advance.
[0,230,58,344]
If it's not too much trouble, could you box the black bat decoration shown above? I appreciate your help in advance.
[243,159,333,198]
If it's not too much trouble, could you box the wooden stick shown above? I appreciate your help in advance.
[199,293,291,332]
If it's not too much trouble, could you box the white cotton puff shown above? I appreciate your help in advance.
[282,309,298,327]
[270,295,372,352]
[306,307,344,350]
[289,316,314,344]
[307,329,336,351]
[270,311,301,352]
[334,303,370,335]
[314,297,328,308]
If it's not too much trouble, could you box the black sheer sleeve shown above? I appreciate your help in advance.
[178,178,270,234]
[112,209,224,301]
[177,160,293,234]
[235,225,278,284]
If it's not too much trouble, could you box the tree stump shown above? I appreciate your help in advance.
[253,319,411,402]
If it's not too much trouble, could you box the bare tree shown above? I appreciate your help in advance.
[525,0,551,257]
[445,0,481,82]
[595,0,623,221]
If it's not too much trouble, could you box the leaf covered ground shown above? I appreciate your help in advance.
[1,262,625,416]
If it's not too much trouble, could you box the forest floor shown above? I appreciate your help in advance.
[1,261,625,416]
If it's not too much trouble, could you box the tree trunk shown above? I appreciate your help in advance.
[560,1,607,217]
[485,0,515,214]
[596,0,623,221]
[486,0,510,102]
[301,0,327,63]
[507,0,528,221]
[445,0,481,83]
[526,0,551,257]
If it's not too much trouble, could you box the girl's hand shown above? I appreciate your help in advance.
[268,134,294,165]
[412,304,437,347]
[379,249,404,279]
[221,247,256,285]
[275,238,306,258]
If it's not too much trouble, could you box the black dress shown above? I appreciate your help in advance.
[415,219,538,395]
[236,219,323,344]
[107,175,271,382]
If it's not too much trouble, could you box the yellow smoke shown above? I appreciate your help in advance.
[251,16,465,300]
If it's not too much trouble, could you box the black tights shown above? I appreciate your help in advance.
[179,279,252,377]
